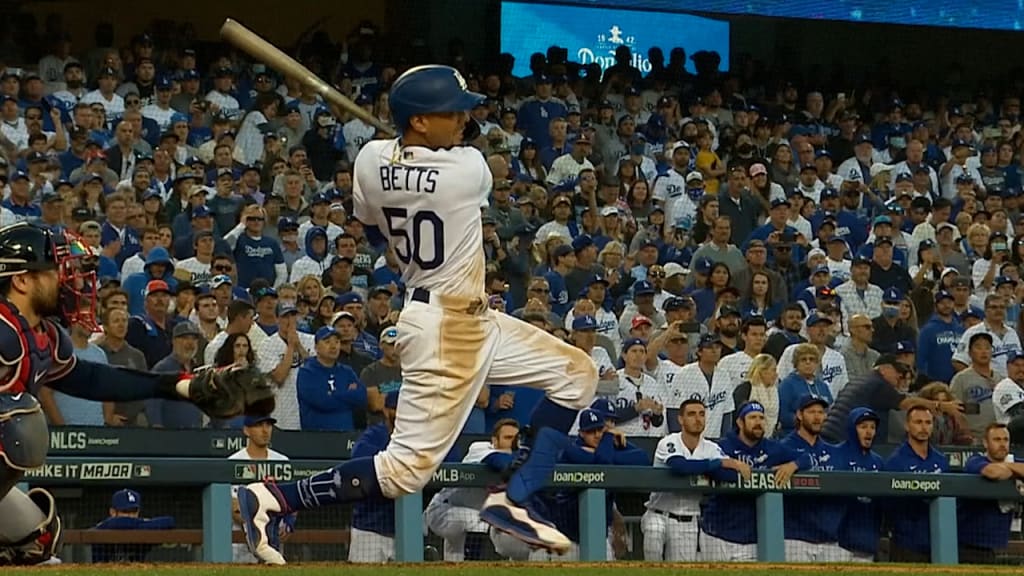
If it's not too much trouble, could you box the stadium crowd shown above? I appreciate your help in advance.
[3,15,1024,565]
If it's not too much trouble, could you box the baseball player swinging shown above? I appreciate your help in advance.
[0,222,272,565]
[236,65,599,564]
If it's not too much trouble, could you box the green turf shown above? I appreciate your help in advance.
[9,564,1022,576]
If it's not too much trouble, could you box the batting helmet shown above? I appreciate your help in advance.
[389,65,484,131]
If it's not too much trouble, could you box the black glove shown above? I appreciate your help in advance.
[187,364,275,420]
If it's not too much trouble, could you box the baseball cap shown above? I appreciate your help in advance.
[315,326,341,343]
[895,340,916,354]
[276,303,299,317]
[806,313,833,327]
[718,305,741,318]
[331,310,356,325]
[935,289,954,303]
[633,281,655,296]
[815,286,838,299]
[669,141,690,155]
[951,277,971,288]
[191,206,212,220]
[970,332,994,348]
[111,489,141,512]
[380,326,399,344]
[882,287,903,303]
[551,244,574,259]
[854,134,873,146]
[663,262,687,279]
[572,235,594,253]
[335,292,364,307]
[996,275,1017,288]
[243,414,277,427]
[749,163,768,177]
[685,172,704,184]
[872,215,892,228]
[820,187,839,200]
[578,409,605,432]
[621,337,646,354]
[698,334,720,349]
[145,279,172,297]
[572,315,599,332]
[694,257,714,275]
[964,306,986,320]
[798,394,830,411]
[811,264,831,277]
[631,315,653,331]
[770,198,790,210]
[663,296,694,312]
[210,274,233,289]
[589,398,617,421]
[278,217,300,232]
[172,321,200,338]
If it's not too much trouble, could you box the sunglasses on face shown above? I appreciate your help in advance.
[649,271,666,278]
[214,265,233,272]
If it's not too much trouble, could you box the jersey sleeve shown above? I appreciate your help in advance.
[474,149,493,209]
[351,141,382,227]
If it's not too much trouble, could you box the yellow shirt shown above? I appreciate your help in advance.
[695,149,722,194]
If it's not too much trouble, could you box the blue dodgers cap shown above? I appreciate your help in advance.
[335,292,364,307]
[737,401,765,419]
[872,215,892,227]
[805,313,833,327]
[935,289,954,303]
[820,187,839,200]
[1007,351,1024,364]
[243,414,276,427]
[577,408,605,432]
[551,244,574,259]
[853,409,881,425]
[965,306,986,320]
[883,287,903,303]
[694,257,714,275]
[622,337,646,354]
[697,333,720,349]
[589,398,617,420]
[572,314,598,332]
[663,296,694,311]
[633,280,655,296]
[572,235,594,253]
[996,275,1018,288]
[276,303,299,317]
[111,489,141,511]
[798,394,829,411]
[191,205,212,219]
[895,340,916,353]
[384,390,400,409]
[315,326,341,343]
[587,274,609,287]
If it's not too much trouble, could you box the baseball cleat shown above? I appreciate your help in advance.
[480,491,571,554]
[236,483,286,565]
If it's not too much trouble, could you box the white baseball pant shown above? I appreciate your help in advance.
[700,530,758,562]
[374,298,598,498]
[528,537,615,561]
[348,527,394,563]
[784,539,849,562]
[490,527,532,560]
[837,547,875,562]
[423,498,489,562]
[641,510,700,561]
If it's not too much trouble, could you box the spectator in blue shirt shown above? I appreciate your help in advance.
[958,422,1024,564]
[518,76,567,149]
[3,171,41,221]
[297,326,368,431]
[92,489,175,563]
[335,292,381,360]
[144,321,203,428]
[122,246,177,315]
[884,405,950,563]
[101,193,142,266]
[228,204,286,289]
[348,390,399,562]
[545,244,574,317]
[778,341,834,435]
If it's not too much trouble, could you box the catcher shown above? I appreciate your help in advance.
[0,222,274,565]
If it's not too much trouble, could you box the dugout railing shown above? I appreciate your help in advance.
[19,456,1024,564]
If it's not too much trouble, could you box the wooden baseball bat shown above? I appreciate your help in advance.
[219,18,396,137]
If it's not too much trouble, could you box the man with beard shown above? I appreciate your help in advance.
[619,281,666,341]
[52,62,88,106]
[884,407,949,562]
[713,305,743,356]
[667,334,731,439]
[717,164,762,246]
[917,290,965,384]
[836,134,878,186]
[780,396,846,562]
[835,408,884,562]
[708,316,767,439]
[958,423,1024,564]
[765,304,807,360]
[700,402,809,561]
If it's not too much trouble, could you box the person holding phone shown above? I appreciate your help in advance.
[950,332,1001,440]
[973,231,1011,301]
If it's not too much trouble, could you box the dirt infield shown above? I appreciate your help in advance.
[9,562,1024,576]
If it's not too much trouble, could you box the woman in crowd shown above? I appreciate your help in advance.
[692,262,733,323]
[738,271,781,322]
[777,343,833,436]
[732,353,781,438]
[916,382,973,445]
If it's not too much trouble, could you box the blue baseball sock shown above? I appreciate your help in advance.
[274,457,382,511]
[506,427,568,504]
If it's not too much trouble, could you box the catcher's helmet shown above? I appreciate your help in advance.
[389,65,485,131]
[0,222,98,330]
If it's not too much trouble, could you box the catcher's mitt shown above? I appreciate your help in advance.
[188,364,275,420]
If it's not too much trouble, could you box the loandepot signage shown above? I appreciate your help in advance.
[892,478,942,492]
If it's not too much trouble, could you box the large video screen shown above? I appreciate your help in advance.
[543,0,1024,31]
[501,1,730,78]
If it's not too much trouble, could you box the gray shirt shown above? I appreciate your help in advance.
[949,365,999,441]
[359,360,402,426]
[99,340,149,426]
[690,242,748,278]
[841,342,880,383]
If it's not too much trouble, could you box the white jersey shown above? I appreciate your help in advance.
[566,308,621,351]
[432,441,498,509]
[666,361,733,439]
[205,90,241,120]
[779,344,849,398]
[298,220,343,248]
[141,104,176,131]
[343,119,377,162]
[289,256,330,284]
[120,253,146,280]
[353,139,491,300]
[707,352,756,437]
[614,369,667,437]
[652,169,696,229]
[81,90,125,120]
[646,433,725,515]
[992,378,1024,425]
[953,323,1023,379]
[176,257,213,286]
[256,332,316,430]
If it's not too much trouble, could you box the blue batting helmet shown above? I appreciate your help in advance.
[389,65,485,131]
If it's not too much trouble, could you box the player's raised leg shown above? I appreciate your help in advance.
[478,313,598,550]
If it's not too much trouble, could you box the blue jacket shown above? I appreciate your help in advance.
[957,455,1014,550]
[541,433,649,543]
[304,226,329,262]
[700,433,811,544]
[780,431,844,543]
[485,386,544,431]
[836,407,885,555]
[883,441,949,553]
[296,357,367,431]
[122,247,177,316]
[777,372,833,436]
[810,210,867,253]
[92,514,176,563]
[518,99,568,148]
[350,423,395,535]
[916,314,963,383]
